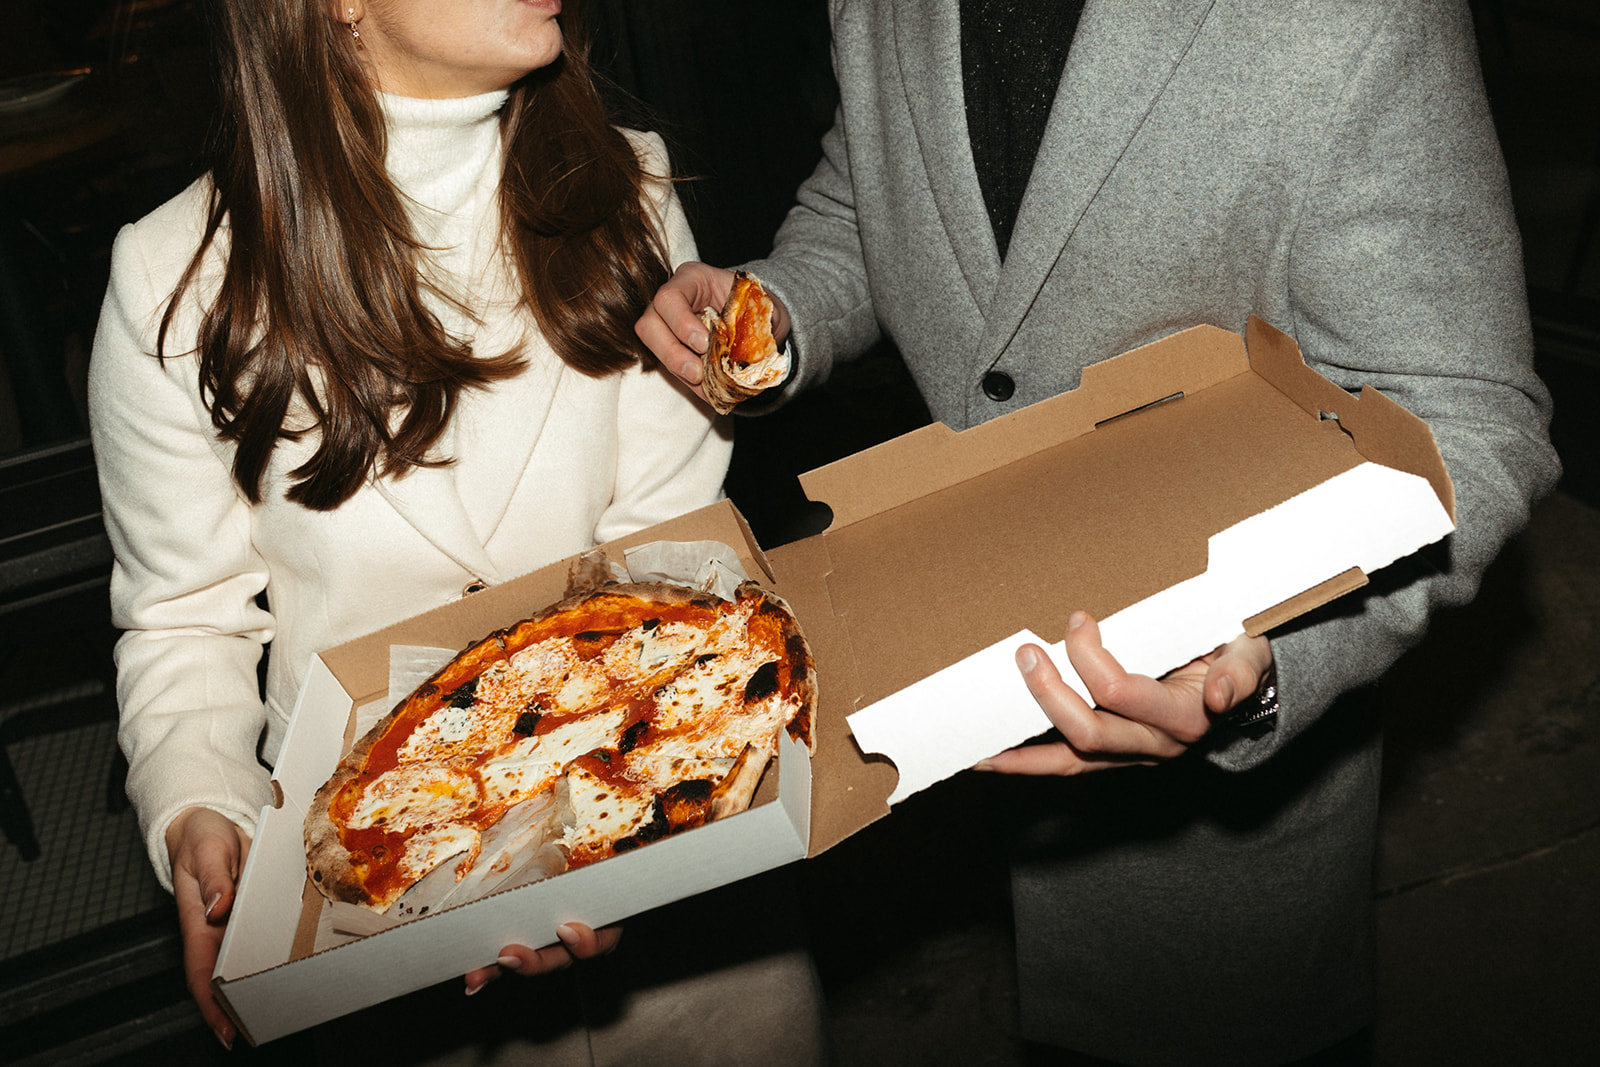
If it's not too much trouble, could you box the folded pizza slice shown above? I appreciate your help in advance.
[699,271,791,413]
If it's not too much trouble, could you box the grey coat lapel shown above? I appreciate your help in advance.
[894,0,1002,317]
[980,0,1217,366]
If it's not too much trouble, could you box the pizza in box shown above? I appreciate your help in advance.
[303,580,815,914]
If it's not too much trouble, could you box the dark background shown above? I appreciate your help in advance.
[1,2,1596,1064]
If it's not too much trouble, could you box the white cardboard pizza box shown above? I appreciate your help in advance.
[212,316,1454,1043]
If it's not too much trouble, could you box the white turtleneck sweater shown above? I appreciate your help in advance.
[88,94,731,886]
[380,90,507,334]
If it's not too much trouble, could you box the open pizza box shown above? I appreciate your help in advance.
[212,317,1455,1044]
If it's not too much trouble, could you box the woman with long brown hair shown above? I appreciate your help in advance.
[86,2,790,1054]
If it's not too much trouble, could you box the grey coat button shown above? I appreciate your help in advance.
[982,370,1015,401]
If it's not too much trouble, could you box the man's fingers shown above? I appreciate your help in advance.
[976,740,1149,776]
[1014,642,1186,760]
[635,299,706,386]
[1061,614,1215,744]
[635,262,737,389]
[1203,634,1275,715]
[1062,612,1191,726]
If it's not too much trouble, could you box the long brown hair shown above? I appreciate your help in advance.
[160,1,670,510]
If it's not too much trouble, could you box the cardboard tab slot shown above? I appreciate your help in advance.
[1244,567,1369,636]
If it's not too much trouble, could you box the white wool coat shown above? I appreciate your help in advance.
[89,120,731,888]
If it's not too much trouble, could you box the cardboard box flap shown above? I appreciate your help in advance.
[799,323,1250,530]
[807,363,1362,710]
[765,535,898,857]
[1245,316,1454,519]
[847,460,1454,804]
[790,316,1453,815]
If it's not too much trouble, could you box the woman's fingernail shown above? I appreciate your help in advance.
[1015,646,1038,672]
[204,892,222,918]
[1068,611,1087,632]
[214,1027,233,1051]
[465,977,487,996]
[973,759,994,772]
[496,955,522,972]
[556,924,580,948]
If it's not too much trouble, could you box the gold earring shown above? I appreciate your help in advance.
[348,8,360,42]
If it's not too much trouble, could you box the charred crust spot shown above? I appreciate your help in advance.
[664,779,714,803]
[657,779,715,833]
[785,634,809,663]
[312,870,322,882]
[513,710,542,736]
[743,661,780,703]
[619,720,650,754]
[642,618,660,631]
[573,629,624,660]
[756,600,786,619]
[634,809,672,843]
[613,837,639,853]
[445,679,477,708]
[695,653,720,666]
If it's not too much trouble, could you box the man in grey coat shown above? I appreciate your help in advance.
[639,1,1559,1063]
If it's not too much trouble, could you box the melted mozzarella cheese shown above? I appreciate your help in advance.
[635,623,703,672]
[347,764,483,832]
[621,750,735,794]
[560,765,655,857]
[552,665,610,713]
[398,664,512,762]
[479,706,630,808]
[396,824,480,887]
[493,642,575,707]
[653,651,787,748]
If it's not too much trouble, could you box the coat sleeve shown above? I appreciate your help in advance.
[596,131,734,542]
[737,109,886,406]
[1206,0,1561,770]
[732,0,885,407]
[88,218,276,890]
